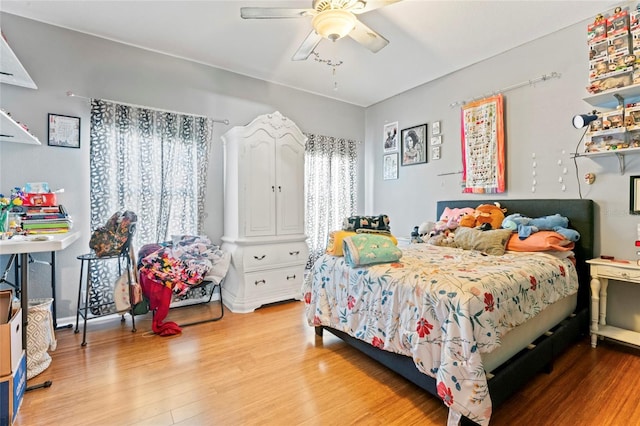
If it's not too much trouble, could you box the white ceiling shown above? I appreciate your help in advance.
[0,0,620,107]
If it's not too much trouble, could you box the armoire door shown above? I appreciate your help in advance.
[244,130,277,237]
[276,132,305,235]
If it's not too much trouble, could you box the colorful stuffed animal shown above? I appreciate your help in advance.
[502,213,580,241]
[459,203,506,230]
[433,207,474,233]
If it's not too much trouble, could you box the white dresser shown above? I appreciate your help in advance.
[221,111,308,313]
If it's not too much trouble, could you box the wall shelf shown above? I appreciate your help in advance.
[583,84,640,110]
[0,32,37,89]
[573,147,640,174]
[0,110,40,145]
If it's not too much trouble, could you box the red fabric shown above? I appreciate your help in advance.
[139,273,182,336]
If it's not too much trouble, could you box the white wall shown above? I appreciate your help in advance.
[366,18,614,248]
[0,13,365,319]
[365,17,640,330]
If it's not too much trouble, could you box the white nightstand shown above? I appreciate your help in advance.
[586,258,640,348]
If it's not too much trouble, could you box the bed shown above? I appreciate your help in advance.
[304,199,595,426]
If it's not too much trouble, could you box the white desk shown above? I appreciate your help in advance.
[0,232,79,387]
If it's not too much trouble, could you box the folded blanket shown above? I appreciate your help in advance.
[327,230,398,256]
[343,234,402,267]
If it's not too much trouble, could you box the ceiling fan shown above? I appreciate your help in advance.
[241,0,400,61]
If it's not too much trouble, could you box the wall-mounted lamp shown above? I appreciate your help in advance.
[572,112,599,129]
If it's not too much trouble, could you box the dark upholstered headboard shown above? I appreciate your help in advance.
[437,199,595,312]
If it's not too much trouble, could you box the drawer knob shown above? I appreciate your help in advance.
[254,255,266,260]
[289,251,300,256]
[254,279,266,285]
[286,274,296,280]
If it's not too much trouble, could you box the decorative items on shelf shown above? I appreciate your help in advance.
[587,6,639,94]
[582,102,640,153]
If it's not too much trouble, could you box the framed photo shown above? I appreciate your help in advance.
[383,153,398,180]
[432,120,441,135]
[401,124,427,166]
[432,146,441,160]
[431,135,442,145]
[383,121,399,152]
[630,175,640,214]
[48,113,80,148]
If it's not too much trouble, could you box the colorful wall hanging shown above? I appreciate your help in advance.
[460,94,505,193]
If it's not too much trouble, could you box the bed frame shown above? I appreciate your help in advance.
[315,199,595,425]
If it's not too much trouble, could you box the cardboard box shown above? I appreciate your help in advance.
[588,19,607,44]
[607,32,632,57]
[607,9,630,37]
[0,305,22,377]
[0,351,26,426]
[625,104,640,130]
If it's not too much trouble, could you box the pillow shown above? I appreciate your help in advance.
[453,227,512,256]
[505,231,575,252]
[326,230,397,256]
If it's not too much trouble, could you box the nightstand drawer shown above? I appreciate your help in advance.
[594,265,640,282]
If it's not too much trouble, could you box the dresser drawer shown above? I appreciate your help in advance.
[242,242,308,270]
[594,265,640,282]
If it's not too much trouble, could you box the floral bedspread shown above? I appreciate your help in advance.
[302,244,578,425]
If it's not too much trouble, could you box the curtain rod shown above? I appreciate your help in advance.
[66,91,229,125]
[448,72,561,108]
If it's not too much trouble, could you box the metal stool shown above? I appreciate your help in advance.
[74,219,137,346]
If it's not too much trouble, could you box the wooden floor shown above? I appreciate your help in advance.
[14,300,640,426]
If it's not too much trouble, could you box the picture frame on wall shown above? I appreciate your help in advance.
[401,123,427,166]
[48,113,81,148]
[431,135,442,145]
[630,175,640,214]
[383,121,399,152]
[432,120,441,135]
[432,146,441,160]
[383,153,398,180]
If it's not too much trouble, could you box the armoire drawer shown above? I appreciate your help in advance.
[244,266,305,299]
[242,242,308,269]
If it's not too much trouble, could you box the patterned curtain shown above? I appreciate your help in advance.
[304,133,358,268]
[88,99,213,314]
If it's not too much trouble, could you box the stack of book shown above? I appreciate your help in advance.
[21,205,72,234]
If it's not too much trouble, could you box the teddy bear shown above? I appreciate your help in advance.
[502,213,580,241]
[459,203,506,230]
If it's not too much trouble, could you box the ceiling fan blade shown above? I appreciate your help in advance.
[240,7,312,19]
[349,19,389,53]
[350,0,402,15]
[292,30,323,61]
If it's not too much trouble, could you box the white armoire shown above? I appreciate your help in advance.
[221,111,308,313]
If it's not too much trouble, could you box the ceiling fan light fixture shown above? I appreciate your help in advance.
[312,9,356,41]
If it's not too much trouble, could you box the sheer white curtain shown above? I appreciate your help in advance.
[88,99,213,313]
[304,133,358,268]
